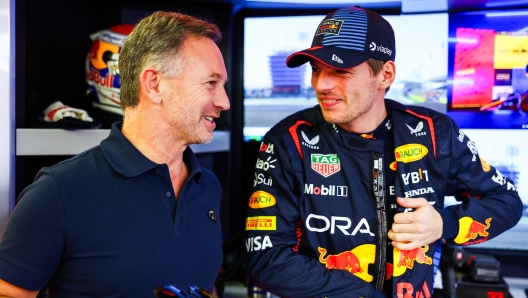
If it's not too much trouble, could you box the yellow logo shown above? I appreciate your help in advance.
[246,216,276,231]
[480,157,491,172]
[394,144,428,163]
[454,217,491,245]
[249,191,276,209]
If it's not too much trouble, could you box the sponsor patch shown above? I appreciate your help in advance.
[311,154,341,177]
[246,216,277,231]
[316,19,343,36]
[301,131,320,149]
[455,217,491,245]
[246,235,273,252]
[404,187,435,198]
[304,183,348,197]
[480,157,491,172]
[394,144,428,163]
[249,190,276,209]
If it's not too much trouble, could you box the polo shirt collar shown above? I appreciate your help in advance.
[100,122,204,182]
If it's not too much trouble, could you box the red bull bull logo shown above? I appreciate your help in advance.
[455,217,492,245]
[396,245,432,270]
[317,244,375,282]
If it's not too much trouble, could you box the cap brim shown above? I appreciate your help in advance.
[286,46,371,69]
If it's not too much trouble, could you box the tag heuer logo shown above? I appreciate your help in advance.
[311,154,340,177]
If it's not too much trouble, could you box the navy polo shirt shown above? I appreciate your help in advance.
[0,122,223,297]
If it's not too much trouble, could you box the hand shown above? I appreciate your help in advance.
[387,197,443,250]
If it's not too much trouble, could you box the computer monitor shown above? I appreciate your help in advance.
[446,10,528,129]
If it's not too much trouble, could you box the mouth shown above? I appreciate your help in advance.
[318,96,342,108]
[203,116,215,123]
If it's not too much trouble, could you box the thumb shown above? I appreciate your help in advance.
[397,197,428,208]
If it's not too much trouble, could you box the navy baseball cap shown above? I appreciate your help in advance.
[286,6,396,69]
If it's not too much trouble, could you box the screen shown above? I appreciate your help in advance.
[445,129,528,251]
[447,10,528,129]
[243,13,449,141]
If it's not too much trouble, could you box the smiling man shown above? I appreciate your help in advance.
[0,11,229,297]
[245,6,522,298]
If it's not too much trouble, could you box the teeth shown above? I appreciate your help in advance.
[204,116,213,122]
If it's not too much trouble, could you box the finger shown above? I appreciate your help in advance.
[391,222,416,234]
[397,197,428,208]
[392,240,420,251]
[393,212,413,224]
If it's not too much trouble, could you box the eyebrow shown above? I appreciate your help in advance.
[208,72,229,82]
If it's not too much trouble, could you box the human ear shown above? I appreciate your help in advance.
[379,61,396,90]
[139,67,162,104]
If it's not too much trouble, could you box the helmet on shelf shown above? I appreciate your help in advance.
[86,24,134,115]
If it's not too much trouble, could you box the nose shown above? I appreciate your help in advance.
[312,69,335,93]
[214,87,230,111]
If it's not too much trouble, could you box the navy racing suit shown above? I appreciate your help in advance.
[245,99,523,298]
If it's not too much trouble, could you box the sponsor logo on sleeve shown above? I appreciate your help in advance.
[458,130,465,142]
[480,157,491,172]
[246,235,273,252]
[492,169,506,186]
[311,154,341,177]
[455,217,491,245]
[255,156,276,171]
[394,144,428,163]
[467,140,478,161]
[404,187,435,198]
[260,142,274,154]
[248,190,276,209]
[246,216,277,231]
[253,172,272,187]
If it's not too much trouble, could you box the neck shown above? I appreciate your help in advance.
[121,106,187,166]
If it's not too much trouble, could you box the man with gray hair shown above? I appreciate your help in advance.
[0,11,229,297]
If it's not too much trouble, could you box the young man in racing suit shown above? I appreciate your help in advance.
[244,6,523,298]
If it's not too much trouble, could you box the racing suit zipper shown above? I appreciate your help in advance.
[371,152,387,291]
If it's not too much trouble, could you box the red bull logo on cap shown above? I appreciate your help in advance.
[317,244,375,282]
[454,217,491,245]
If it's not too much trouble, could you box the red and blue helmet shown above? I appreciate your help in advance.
[86,24,134,115]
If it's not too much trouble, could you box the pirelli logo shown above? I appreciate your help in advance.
[246,216,277,231]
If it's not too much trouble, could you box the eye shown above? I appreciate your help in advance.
[335,69,349,74]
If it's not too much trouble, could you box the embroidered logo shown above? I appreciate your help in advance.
[311,154,340,177]
[301,131,320,149]
[332,54,343,64]
[406,121,426,136]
